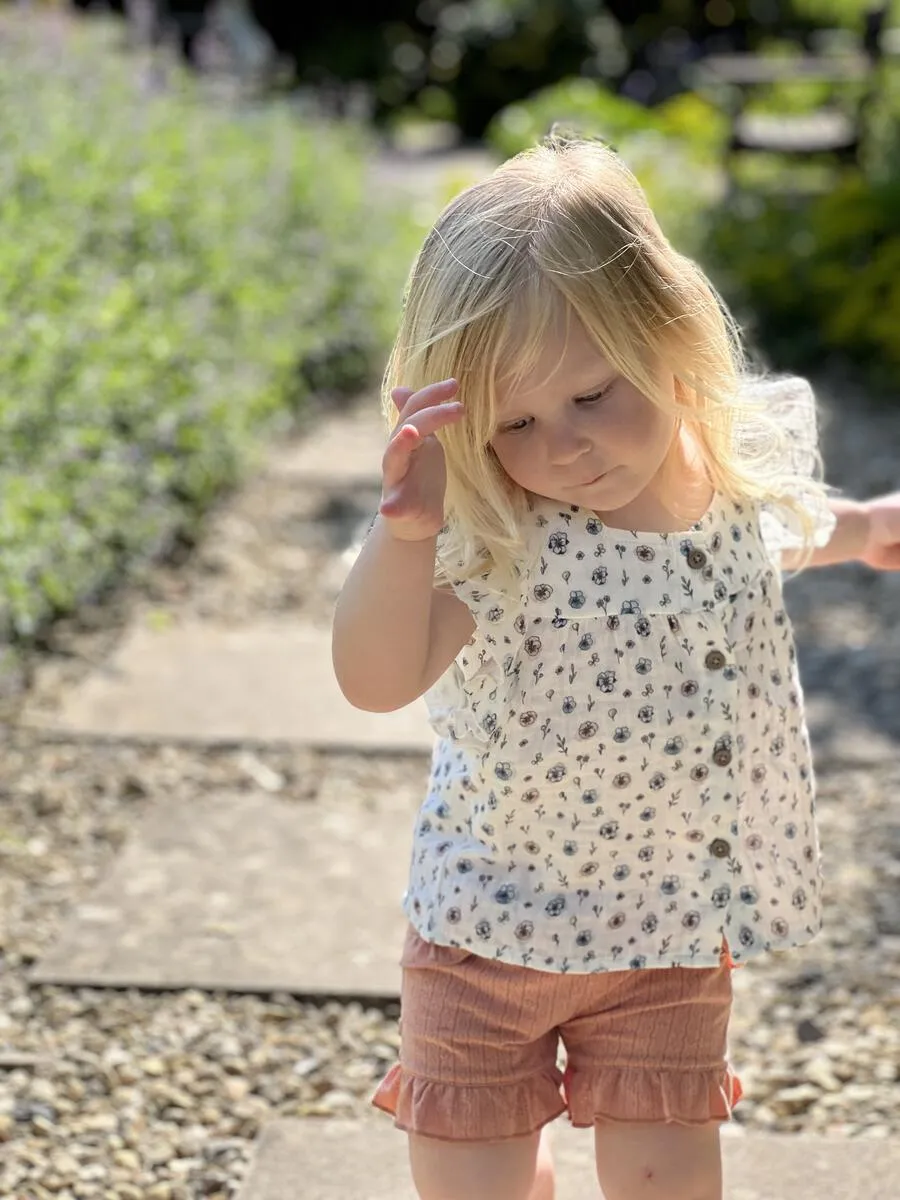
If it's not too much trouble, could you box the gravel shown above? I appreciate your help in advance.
[1,375,899,1198]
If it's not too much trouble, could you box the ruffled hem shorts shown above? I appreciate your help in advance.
[371,923,744,1142]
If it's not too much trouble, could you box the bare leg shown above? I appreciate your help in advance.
[527,1123,556,1200]
[409,1125,555,1200]
[594,1120,722,1200]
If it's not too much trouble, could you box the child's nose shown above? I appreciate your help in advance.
[547,422,592,466]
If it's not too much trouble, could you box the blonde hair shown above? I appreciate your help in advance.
[382,133,830,592]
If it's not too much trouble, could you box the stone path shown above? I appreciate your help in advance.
[2,143,900,1198]
[235,1119,900,1200]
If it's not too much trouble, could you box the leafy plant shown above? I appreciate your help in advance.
[0,15,417,644]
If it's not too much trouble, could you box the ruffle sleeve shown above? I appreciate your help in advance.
[424,529,526,746]
[744,376,837,563]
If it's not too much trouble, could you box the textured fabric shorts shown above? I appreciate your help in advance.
[371,923,744,1142]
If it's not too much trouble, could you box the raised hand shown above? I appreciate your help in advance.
[379,378,464,542]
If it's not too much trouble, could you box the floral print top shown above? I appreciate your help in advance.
[402,377,837,972]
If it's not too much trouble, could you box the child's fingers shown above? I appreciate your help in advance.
[391,378,458,426]
[390,386,415,411]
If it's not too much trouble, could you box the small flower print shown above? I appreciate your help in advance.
[599,821,620,839]
[638,846,654,862]
[648,772,666,790]
[494,883,518,904]
[792,888,807,910]
[629,955,647,969]
[578,721,599,739]
[621,599,641,615]
[586,517,601,535]
[533,583,553,601]
[578,633,594,651]
[639,806,656,822]
[592,566,608,585]
[563,840,578,856]
[575,929,593,946]
[638,705,654,724]
[524,636,542,656]
[613,773,631,788]
[581,789,598,804]
[519,710,538,727]
[606,614,620,630]
[613,864,631,881]
[746,833,764,851]
[495,762,514,780]
[447,907,462,924]
[739,885,759,904]
[664,736,684,755]
[596,671,617,693]
[545,895,567,917]
[681,680,699,696]
[641,914,658,934]
[635,658,652,675]
[690,764,709,782]
[562,696,577,714]
[457,859,474,874]
[682,911,701,929]
[549,532,569,555]
[635,545,656,562]
[485,606,504,622]
[546,763,567,782]
[475,919,492,939]
[660,875,681,894]
[738,926,755,947]
[521,788,540,803]
[635,618,651,637]
[711,886,731,908]
[569,590,586,608]
[771,918,789,937]
[515,921,534,940]
[613,727,631,743]
[608,911,626,929]
[686,829,705,843]
[524,840,541,855]
[579,861,600,876]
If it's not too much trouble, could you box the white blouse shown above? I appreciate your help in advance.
[402,377,837,972]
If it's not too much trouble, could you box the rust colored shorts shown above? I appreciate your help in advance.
[371,923,744,1142]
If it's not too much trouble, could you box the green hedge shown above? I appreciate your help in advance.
[0,15,416,645]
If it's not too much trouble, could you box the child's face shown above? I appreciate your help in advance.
[490,318,679,520]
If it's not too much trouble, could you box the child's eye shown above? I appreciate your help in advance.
[499,417,532,434]
[575,384,613,406]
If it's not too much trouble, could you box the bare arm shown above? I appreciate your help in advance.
[332,377,475,709]
[782,498,868,570]
[332,515,475,711]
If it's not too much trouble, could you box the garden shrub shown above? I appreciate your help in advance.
[0,15,417,645]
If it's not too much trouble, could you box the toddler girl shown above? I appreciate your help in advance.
[332,133,900,1200]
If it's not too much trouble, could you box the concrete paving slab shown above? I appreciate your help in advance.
[22,620,435,754]
[269,402,386,488]
[236,1117,900,1200]
[29,783,419,996]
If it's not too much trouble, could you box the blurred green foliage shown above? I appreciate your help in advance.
[0,17,418,645]
[484,39,900,396]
